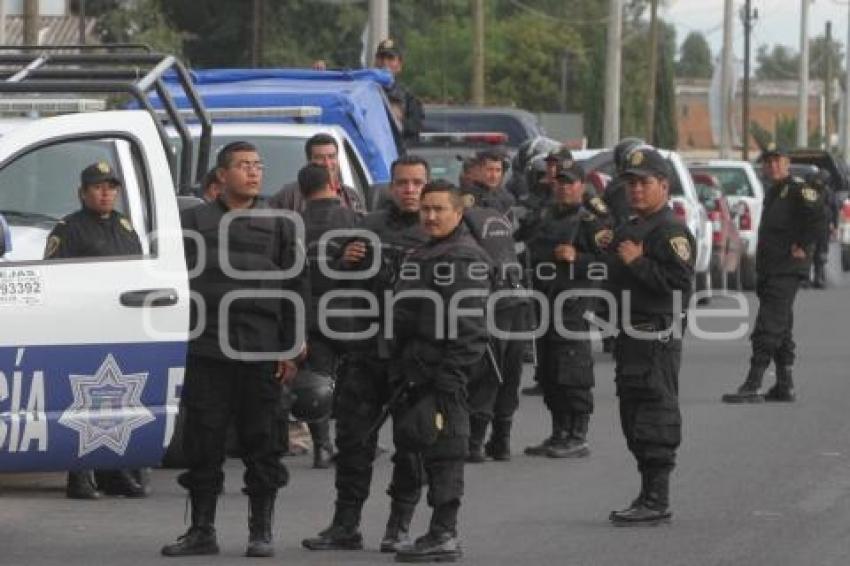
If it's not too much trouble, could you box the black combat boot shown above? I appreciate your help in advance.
[301,503,364,550]
[764,365,796,402]
[813,263,827,289]
[547,414,590,458]
[610,470,672,527]
[397,503,461,563]
[721,365,767,403]
[66,470,101,500]
[521,382,543,396]
[97,469,149,498]
[308,419,335,469]
[380,501,416,553]
[525,412,564,456]
[484,418,512,461]
[161,493,220,556]
[466,416,488,463]
[245,493,276,557]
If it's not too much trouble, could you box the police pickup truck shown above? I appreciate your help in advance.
[0,48,213,472]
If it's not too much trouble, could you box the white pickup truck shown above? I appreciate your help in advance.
[0,49,208,472]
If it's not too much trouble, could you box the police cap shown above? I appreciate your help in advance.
[80,161,121,187]
[758,141,788,162]
[544,147,574,166]
[555,162,585,183]
[622,147,670,179]
[376,38,402,58]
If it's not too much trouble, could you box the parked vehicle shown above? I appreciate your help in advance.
[687,160,765,289]
[0,49,208,472]
[691,172,744,290]
[574,148,714,296]
[407,131,510,184]
[422,105,544,150]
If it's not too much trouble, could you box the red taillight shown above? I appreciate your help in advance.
[709,210,723,244]
[841,199,850,222]
[739,203,752,231]
[672,200,687,224]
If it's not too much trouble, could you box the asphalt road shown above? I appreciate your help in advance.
[2,249,849,566]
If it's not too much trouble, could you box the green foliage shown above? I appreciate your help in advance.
[676,31,713,79]
[774,115,797,149]
[755,44,798,80]
[749,121,773,150]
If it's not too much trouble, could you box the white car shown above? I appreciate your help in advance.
[573,148,714,293]
[170,121,374,205]
[687,160,765,290]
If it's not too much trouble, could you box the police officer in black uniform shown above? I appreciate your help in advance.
[45,161,149,501]
[606,147,695,526]
[392,180,491,563]
[809,168,837,289]
[298,163,362,468]
[375,38,424,143]
[302,155,431,554]
[524,163,611,459]
[162,141,307,558]
[461,162,528,463]
[722,144,825,404]
[460,149,515,215]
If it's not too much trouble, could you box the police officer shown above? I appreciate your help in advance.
[302,155,431,554]
[298,163,361,468]
[460,149,515,215]
[462,166,528,463]
[606,147,695,526]
[392,180,491,563]
[45,162,149,500]
[269,133,367,214]
[808,168,837,289]
[722,144,825,404]
[374,38,424,143]
[605,137,646,229]
[524,163,611,459]
[161,141,307,558]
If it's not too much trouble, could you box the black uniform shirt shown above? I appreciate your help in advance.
[607,206,695,321]
[460,181,515,216]
[44,207,142,259]
[757,175,826,275]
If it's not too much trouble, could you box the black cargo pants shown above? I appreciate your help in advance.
[750,274,800,369]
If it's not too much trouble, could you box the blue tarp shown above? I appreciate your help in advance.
[162,68,400,182]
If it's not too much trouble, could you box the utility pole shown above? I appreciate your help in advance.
[250,0,263,67]
[78,0,86,45]
[797,0,811,148]
[645,0,659,143]
[603,0,622,147]
[720,0,734,158]
[1,0,6,45]
[368,0,389,66]
[471,0,485,106]
[742,0,754,161]
[843,2,850,162]
[824,21,833,151]
[23,0,38,45]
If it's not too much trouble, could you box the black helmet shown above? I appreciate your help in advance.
[613,137,646,173]
[525,155,549,188]
[287,369,334,423]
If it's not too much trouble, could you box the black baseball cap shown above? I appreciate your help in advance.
[758,142,788,162]
[376,38,402,58]
[555,162,585,183]
[80,161,121,187]
[622,147,670,179]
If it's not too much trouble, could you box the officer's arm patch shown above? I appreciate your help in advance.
[44,235,61,258]
[589,196,608,214]
[801,186,818,202]
[120,217,134,232]
[669,236,691,262]
[594,228,613,248]
[462,194,476,208]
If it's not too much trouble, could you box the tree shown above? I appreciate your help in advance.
[676,31,713,78]
[755,44,799,80]
[69,0,183,55]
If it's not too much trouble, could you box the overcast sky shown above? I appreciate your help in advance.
[664,0,850,65]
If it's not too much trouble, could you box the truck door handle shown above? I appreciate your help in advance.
[120,288,179,308]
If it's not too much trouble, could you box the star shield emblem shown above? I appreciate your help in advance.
[59,354,154,457]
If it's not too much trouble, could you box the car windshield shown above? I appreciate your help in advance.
[173,134,308,196]
[689,167,755,198]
